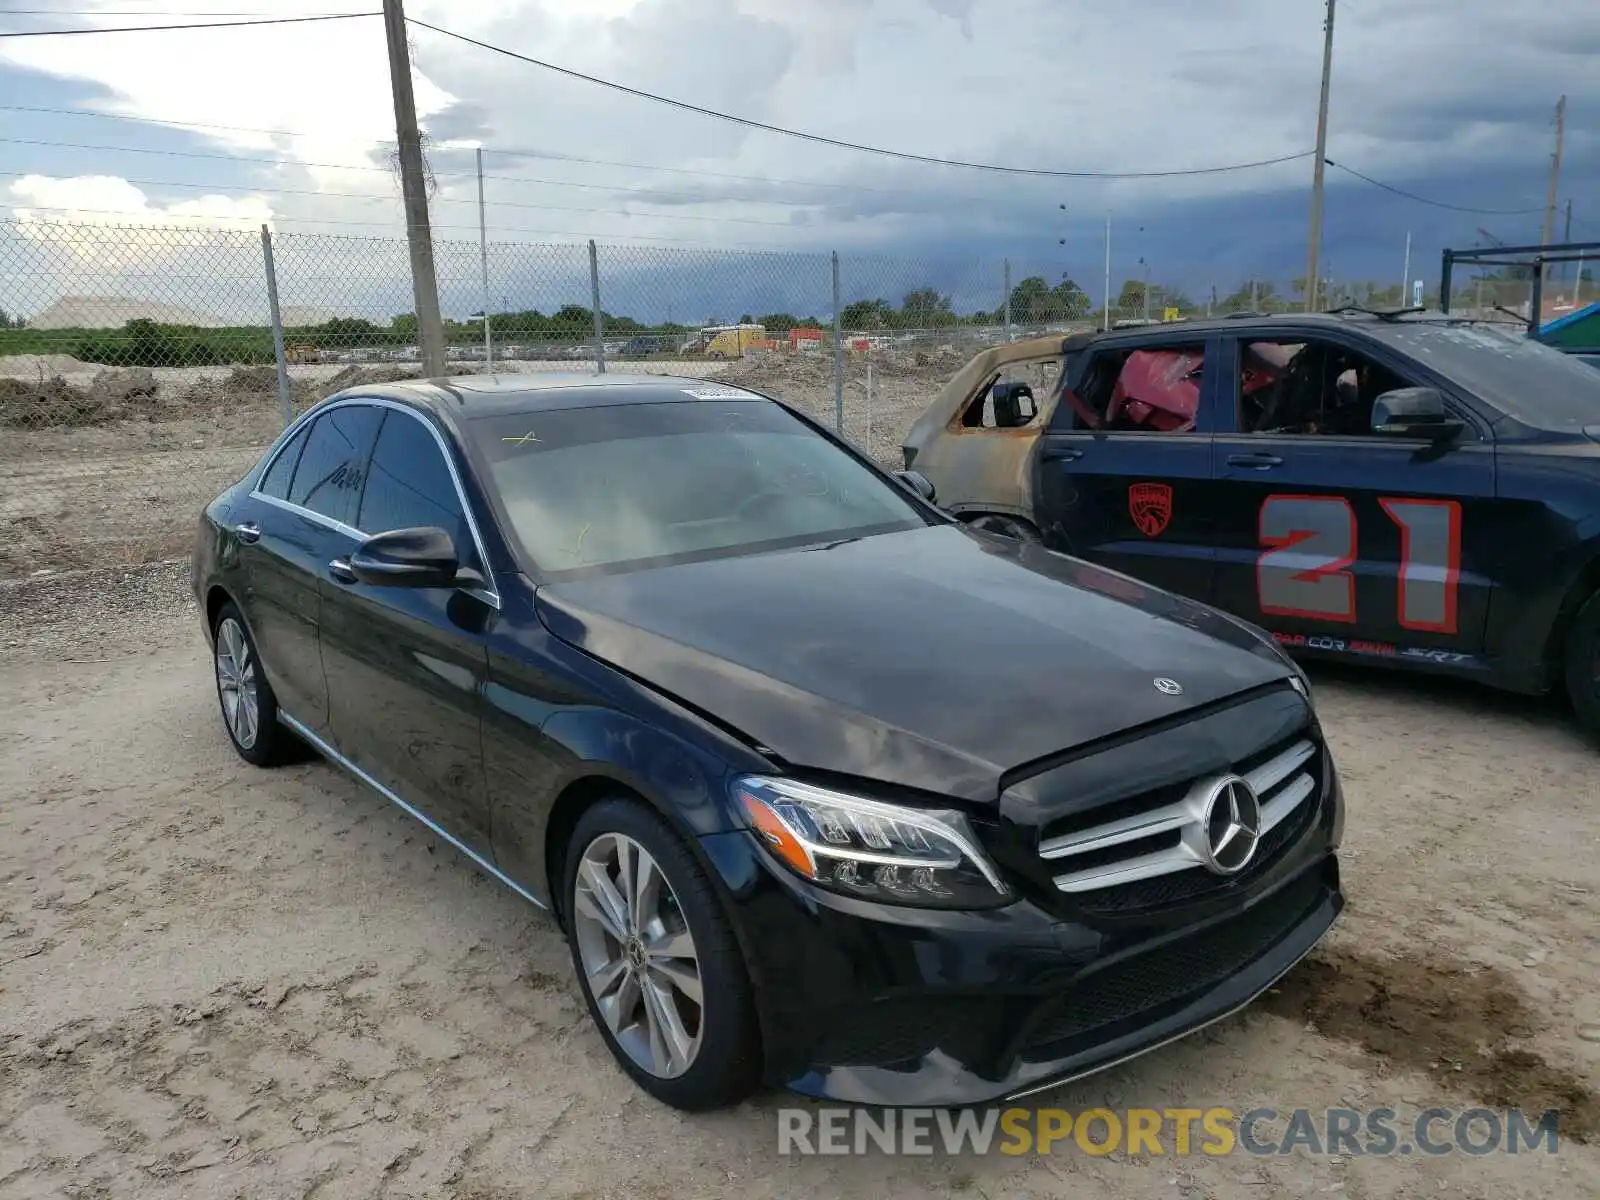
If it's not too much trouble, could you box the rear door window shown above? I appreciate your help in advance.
[258,424,309,499]
[1062,343,1207,432]
[288,404,384,527]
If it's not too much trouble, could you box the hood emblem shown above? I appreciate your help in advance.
[1198,776,1263,875]
[1153,677,1183,696]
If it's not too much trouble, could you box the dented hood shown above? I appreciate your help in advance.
[534,525,1293,801]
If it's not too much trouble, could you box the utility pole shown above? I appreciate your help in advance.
[1305,0,1336,313]
[1541,96,1566,251]
[1401,231,1411,305]
[477,146,492,368]
[383,0,446,378]
[1102,213,1112,332]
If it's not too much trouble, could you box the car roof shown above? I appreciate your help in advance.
[333,373,772,420]
[1085,310,1515,346]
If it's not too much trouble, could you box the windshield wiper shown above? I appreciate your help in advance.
[1325,303,1427,321]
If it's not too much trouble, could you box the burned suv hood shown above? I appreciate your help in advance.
[534,525,1293,801]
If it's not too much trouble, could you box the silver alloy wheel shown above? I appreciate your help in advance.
[572,832,703,1079]
[214,617,260,751]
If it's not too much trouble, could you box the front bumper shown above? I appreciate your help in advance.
[697,774,1342,1107]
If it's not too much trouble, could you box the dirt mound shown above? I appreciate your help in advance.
[0,352,91,380]
[0,370,163,428]
[316,365,424,398]
[220,365,280,397]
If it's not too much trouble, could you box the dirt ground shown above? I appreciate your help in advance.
[1,562,1597,1199]
[0,354,917,583]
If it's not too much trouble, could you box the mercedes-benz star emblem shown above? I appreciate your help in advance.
[1199,776,1262,875]
[1153,677,1184,696]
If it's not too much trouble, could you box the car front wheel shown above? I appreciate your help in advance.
[563,798,761,1110]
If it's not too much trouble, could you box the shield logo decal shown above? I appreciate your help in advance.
[1129,482,1173,538]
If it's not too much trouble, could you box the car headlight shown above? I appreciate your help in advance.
[734,776,1010,909]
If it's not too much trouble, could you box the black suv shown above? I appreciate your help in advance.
[905,312,1600,738]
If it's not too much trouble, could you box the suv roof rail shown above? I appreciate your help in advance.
[1224,310,1268,319]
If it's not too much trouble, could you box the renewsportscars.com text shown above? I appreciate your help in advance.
[777,1106,1564,1157]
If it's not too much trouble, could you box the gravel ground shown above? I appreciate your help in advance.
[1,561,1597,1199]
[0,351,958,585]
[0,359,739,582]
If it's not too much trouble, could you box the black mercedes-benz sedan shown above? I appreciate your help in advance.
[192,373,1345,1110]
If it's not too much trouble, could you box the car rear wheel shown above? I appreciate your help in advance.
[1563,590,1600,743]
[563,798,760,1110]
[212,603,293,767]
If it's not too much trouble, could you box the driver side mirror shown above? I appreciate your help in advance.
[349,526,464,588]
[1371,387,1463,442]
[894,470,937,503]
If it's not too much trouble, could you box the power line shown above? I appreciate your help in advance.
[0,11,374,36]
[0,168,806,227]
[0,9,283,14]
[0,202,814,249]
[1326,159,1545,216]
[406,17,1317,180]
[0,105,1059,205]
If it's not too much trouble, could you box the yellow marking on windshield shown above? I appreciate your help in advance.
[502,430,541,445]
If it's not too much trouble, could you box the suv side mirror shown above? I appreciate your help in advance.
[992,380,1037,428]
[894,470,936,503]
[1371,387,1463,441]
[350,526,461,588]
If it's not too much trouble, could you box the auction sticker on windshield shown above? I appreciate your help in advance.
[681,385,763,400]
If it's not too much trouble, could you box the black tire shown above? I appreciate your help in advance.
[1563,590,1600,743]
[562,798,761,1110]
[211,602,295,767]
[965,513,1041,543]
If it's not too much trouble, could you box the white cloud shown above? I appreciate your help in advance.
[9,174,273,229]
[0,0,1594,278]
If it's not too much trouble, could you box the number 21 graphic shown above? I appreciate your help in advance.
[1257,495,1461,633]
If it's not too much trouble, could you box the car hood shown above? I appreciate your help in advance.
[534,525,1293,802]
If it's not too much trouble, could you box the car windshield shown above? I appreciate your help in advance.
[1373,321,1600,429]
[474,398,931,578]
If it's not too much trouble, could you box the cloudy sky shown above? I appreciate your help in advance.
[0,0,1596,321]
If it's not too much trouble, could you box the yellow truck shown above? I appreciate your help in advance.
[701,323,767,359]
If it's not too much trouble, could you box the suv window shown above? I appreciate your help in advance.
[1064,343,1205,432]
[958,358,1062,429]
[258,424,309,500]
[287,404,384,526]
[1237,337,1415,436]
[358,410,474,561]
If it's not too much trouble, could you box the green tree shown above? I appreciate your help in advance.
[840,298,892,329]
[900,287,955,327]
[758,312,801,333]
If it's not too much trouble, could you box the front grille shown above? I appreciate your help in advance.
[810,996,999,1067]
[1037,731,1323,908]
[1025,869,1324,1050]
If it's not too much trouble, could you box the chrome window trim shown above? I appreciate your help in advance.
[250,396,501,610]
[278,710,547,910]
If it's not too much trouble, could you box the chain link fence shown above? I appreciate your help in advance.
[1,214,1351,580]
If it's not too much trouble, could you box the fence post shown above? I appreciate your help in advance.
[589,239,606,374]
[1003,258,1012,342]
[832,251,844,434]
[1527,257,1544,338]
[477,146,492,368]
[1439,249,1454,315]
[260,224,292,428]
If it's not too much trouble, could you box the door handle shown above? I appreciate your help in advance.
[233,521,261,544]
[1227,452,1283,470]
[1042,446,1084,462]
[328,558,358,585]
